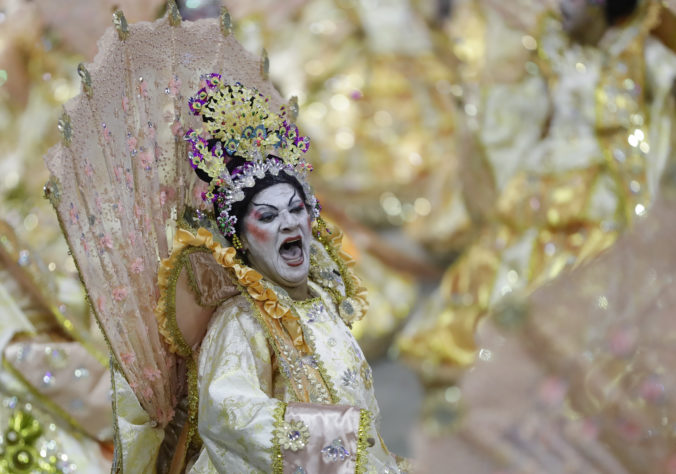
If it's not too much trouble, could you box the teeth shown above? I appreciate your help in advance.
[280,238,302,251]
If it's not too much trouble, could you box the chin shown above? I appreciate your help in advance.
[278,265,309,287]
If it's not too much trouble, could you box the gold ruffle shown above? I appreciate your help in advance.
[155,227,307,355]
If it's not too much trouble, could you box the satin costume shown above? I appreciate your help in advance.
[398,1,676,386]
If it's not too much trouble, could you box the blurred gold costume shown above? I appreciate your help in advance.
[415,166,676,473]
[0,223,112,473]
[399,1,676,388]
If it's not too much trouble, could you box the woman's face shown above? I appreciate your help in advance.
[241,183,312,292]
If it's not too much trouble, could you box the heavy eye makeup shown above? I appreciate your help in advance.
[251,199,305,223]
[256,209,277,223]
[290,201,306,214]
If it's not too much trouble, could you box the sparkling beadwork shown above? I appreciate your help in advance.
[341,368,359,388]
[321,438,351,462]
[77,63,92,98]
[220,7,232,36]
[18,250,30,266]
[73,367,90,379]
[41,372,55,388]
[276,419,310,451]
[260,49,270,79]
[167,0,182,26]
[57,112,72,145]
[112,10,129,40]
[44,347,68,369]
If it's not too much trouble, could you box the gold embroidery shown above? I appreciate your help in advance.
[355,409,373,474]
[270,402,287,474]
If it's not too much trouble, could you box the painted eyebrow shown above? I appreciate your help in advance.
[251,202,278,211]
[288,191,300,207]
[251,192,301,211]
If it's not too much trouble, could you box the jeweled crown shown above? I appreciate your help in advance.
[185,75,317,237]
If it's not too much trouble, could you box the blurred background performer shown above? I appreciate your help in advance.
[0,222,112,473]
[397,0,676,433]
[416,162,676,473]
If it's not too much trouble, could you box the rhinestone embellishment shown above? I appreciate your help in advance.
[321,438,351,462]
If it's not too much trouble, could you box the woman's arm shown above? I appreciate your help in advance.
[197,297,281,472]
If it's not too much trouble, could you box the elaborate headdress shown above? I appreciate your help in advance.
[184,76,319,239]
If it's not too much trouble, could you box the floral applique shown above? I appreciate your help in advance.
[112,287,128,302]
[139,150,153,169]
[102,123,111,142]
[96,296,106,314]
[130,257,144,274]
[170,119,183,137]
[275,420,310,451]
[119,352,136,365]
[146,121,156,140]
[143,367,162,381]
[167,76,181,96]
[68,203,79,225]
[99,233,113,250]
[138,80,149,98]
[125,170,134,190]
[80,234,89,253]
[127,134,138,152]
[341,368,359,388]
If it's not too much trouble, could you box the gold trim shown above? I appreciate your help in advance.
[355,409,373,474]
[185,355,201,448]
[238,289,305,402]
[294,298,339,404]
[314,224,369,325]
[271,402,287,474]
[110,359,123,474]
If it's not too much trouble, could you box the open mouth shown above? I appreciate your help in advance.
[279,236,304,266]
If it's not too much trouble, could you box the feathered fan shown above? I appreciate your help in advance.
[43,4,290,429]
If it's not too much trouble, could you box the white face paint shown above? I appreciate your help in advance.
[241,183,312,298]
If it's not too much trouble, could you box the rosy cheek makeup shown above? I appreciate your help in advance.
[246,217,271,243]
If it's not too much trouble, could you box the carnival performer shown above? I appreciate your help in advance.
[398,0,676,422]
[44,6,408,473]
[0,221,112,473]
[415,162,676,473]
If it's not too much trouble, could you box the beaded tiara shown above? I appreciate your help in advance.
[184,75,318,237]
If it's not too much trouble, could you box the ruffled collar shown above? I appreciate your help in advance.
[156,223,369,355]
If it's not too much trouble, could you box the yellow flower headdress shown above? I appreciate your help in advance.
[185,76,316,237]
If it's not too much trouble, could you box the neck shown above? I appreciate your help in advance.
[285,282,310,301]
